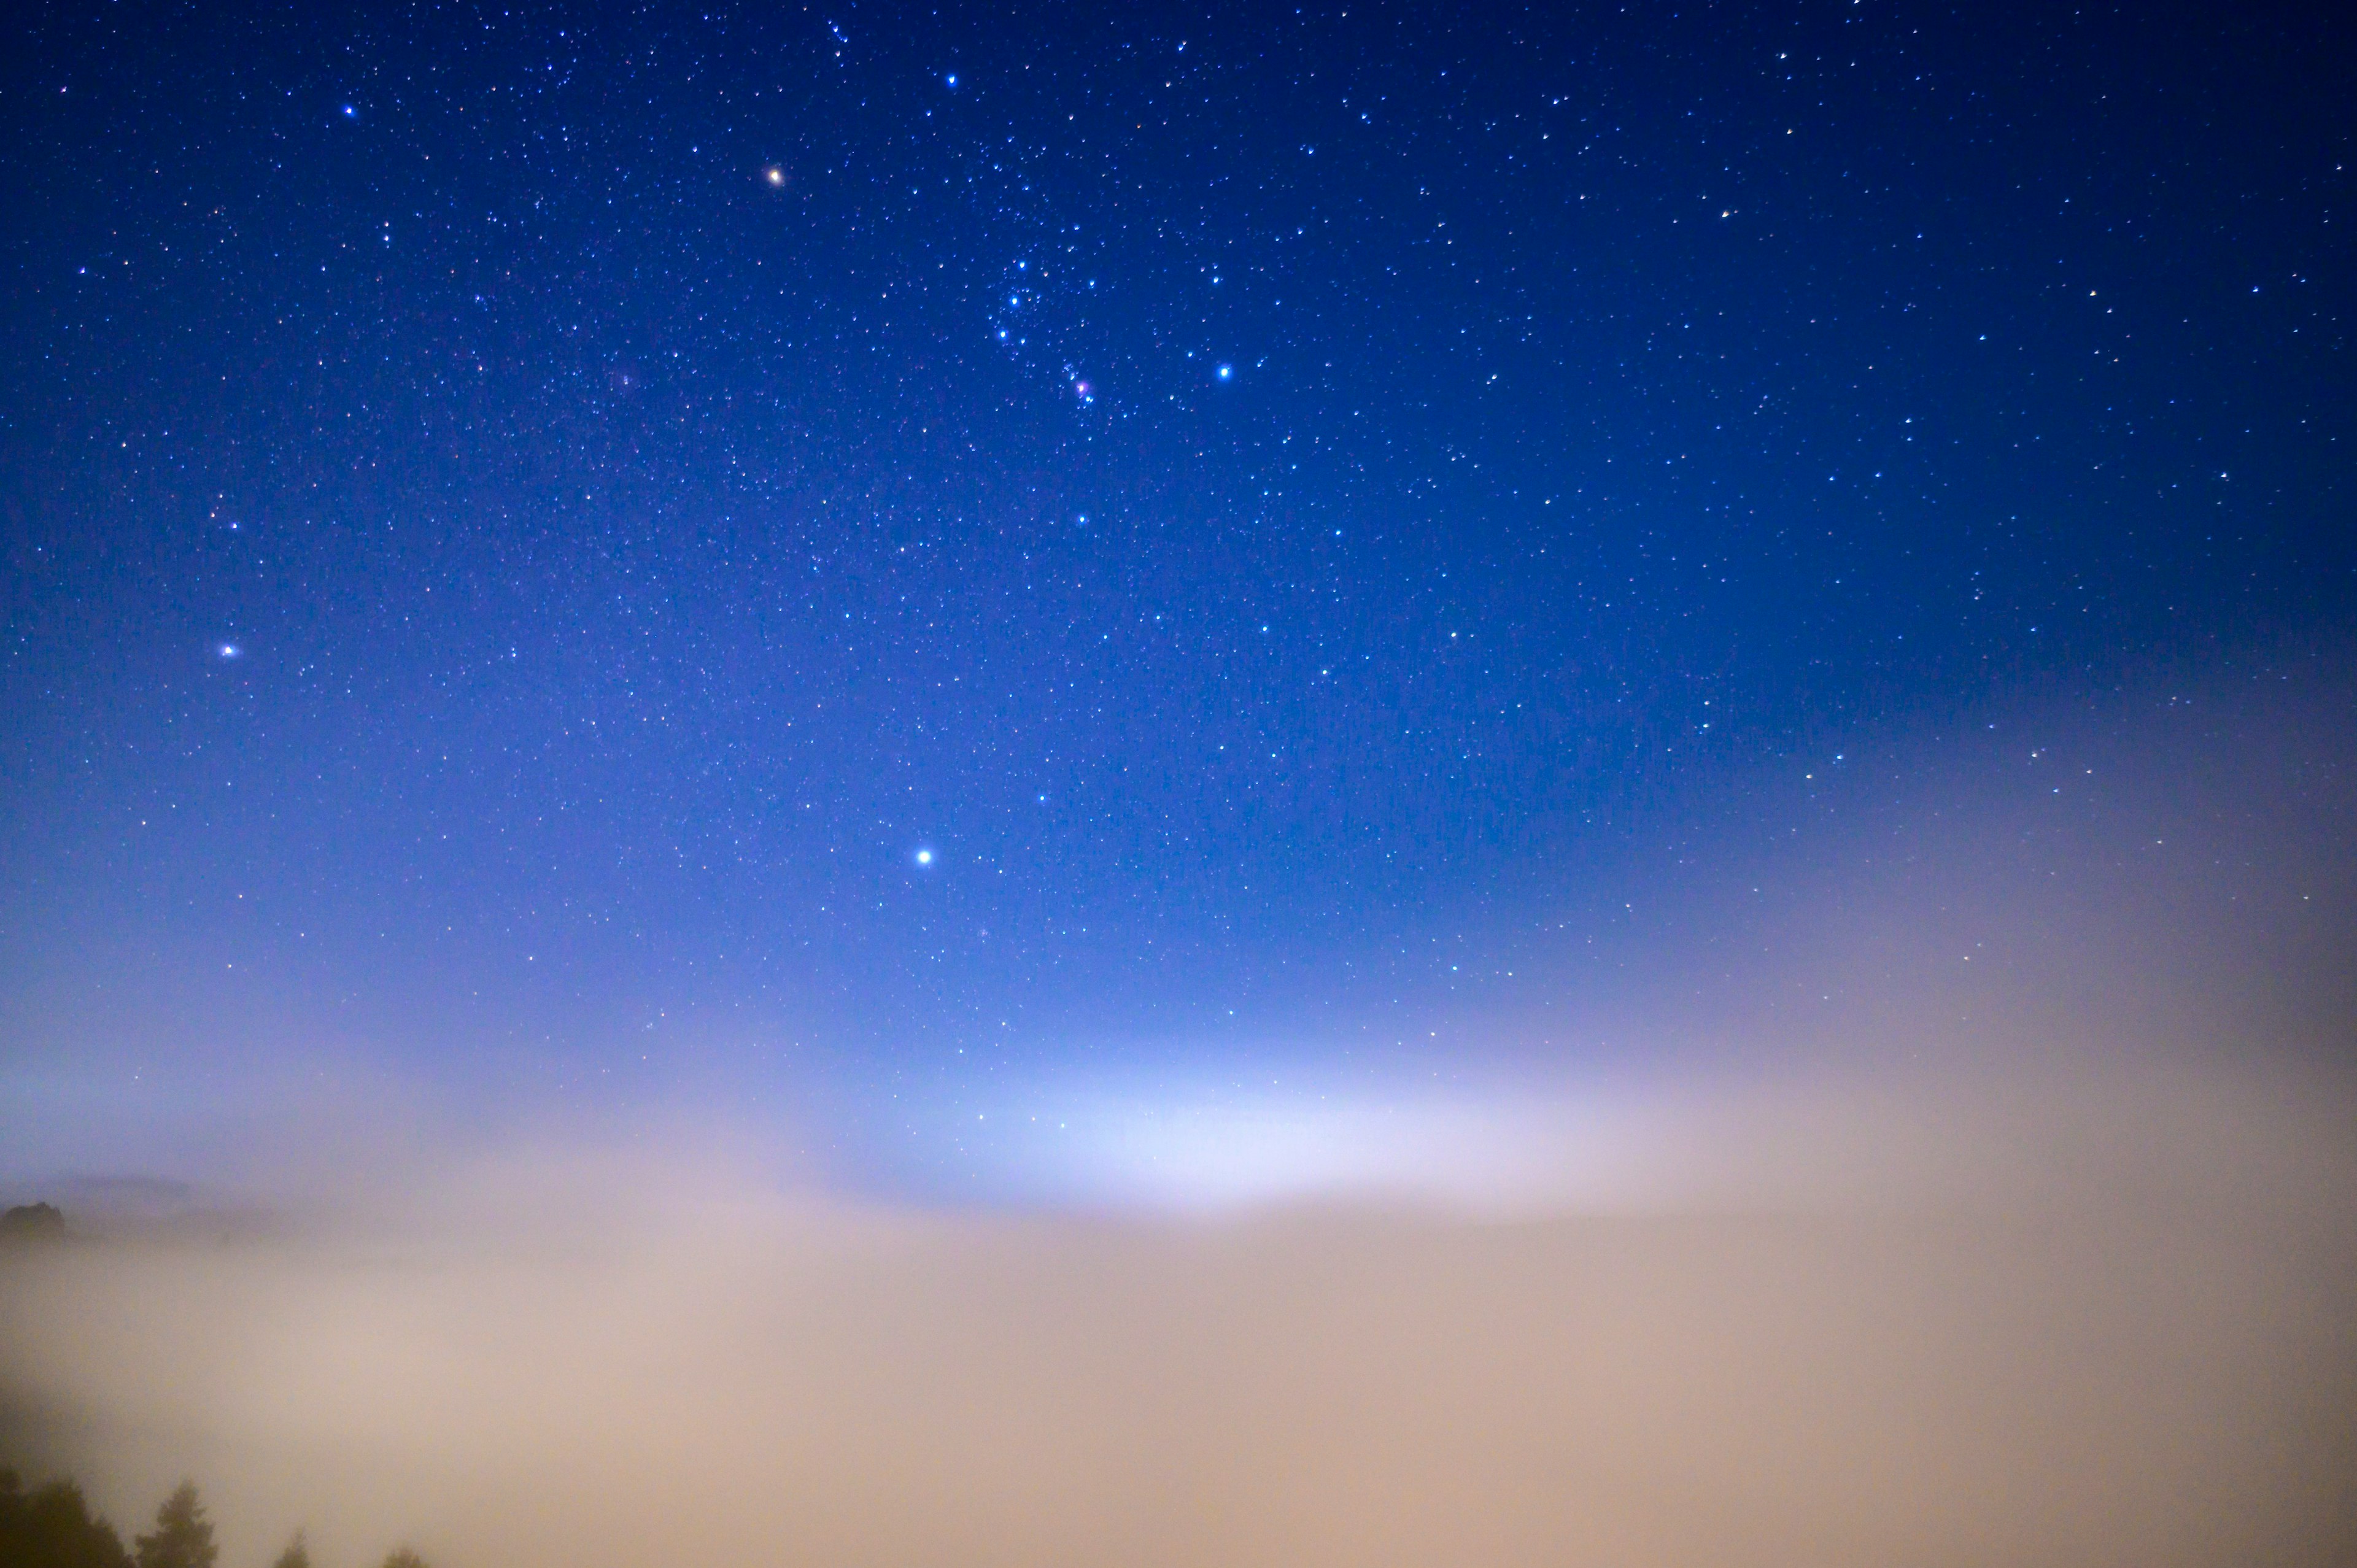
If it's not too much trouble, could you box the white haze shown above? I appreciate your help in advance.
[6,1059,2356,1568]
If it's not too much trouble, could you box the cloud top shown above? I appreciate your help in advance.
[6,1059,2354,1568]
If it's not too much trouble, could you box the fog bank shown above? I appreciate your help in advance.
[5,1064,2355,1568]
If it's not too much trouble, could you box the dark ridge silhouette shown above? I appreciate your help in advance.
[0,1205,66,1245]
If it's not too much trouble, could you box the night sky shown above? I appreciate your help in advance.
[4,0,2353,1202]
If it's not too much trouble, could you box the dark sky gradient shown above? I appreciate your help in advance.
[3,0,2352,1199]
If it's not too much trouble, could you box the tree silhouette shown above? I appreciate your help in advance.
[0,1467,134,1568]
[131,1483,215,1568]
[5,1471,421,1568]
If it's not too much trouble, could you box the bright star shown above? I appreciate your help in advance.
[1216,363,1234,380]
[915,848,934,866]
[764,166,786,187]
[218,644,241,659]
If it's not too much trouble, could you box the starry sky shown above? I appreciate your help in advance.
[2,0,2352,1202]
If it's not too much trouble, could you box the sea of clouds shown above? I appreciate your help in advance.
[6,1056,2354,1568]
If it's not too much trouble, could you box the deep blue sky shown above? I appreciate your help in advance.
[3,0,2351,1197]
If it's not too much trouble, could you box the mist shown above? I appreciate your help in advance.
[7,1060,2354,1568]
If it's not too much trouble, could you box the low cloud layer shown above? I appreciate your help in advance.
[6,1061,2355,1568]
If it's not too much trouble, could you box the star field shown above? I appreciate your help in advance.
[2,0,2351,1191]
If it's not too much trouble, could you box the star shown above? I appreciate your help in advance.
[764,166,786,187]
[915,848,934,866]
